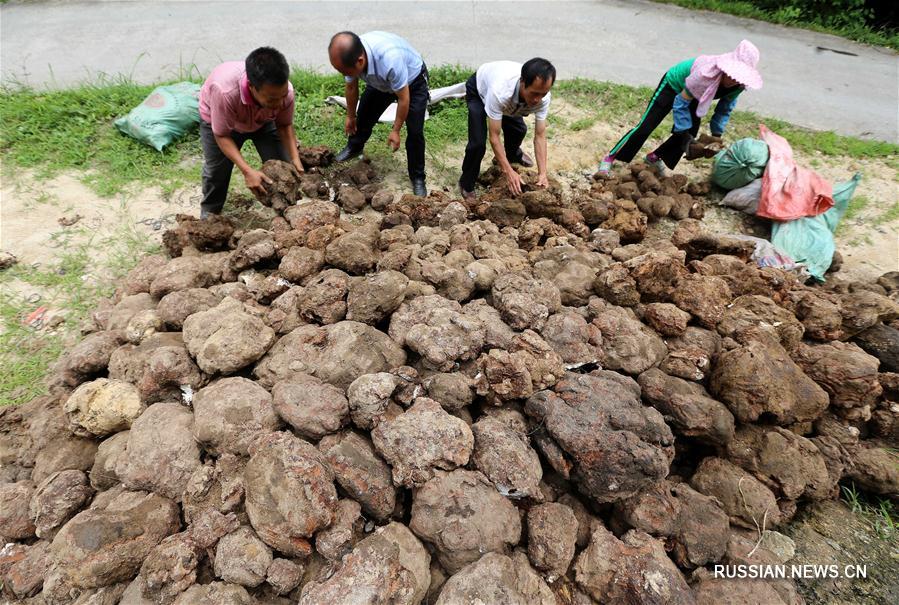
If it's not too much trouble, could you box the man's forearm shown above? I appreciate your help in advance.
[392,99,409,132]
[392,87,411,132]
[488,131,513,173]
[346,83,359,119]
[535,131,548,175]
[278,125,301,165]
[215,135,251,174]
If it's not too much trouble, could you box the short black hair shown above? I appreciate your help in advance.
[330,31,365,69]
[245,47,289,88]
[521,58,556,87]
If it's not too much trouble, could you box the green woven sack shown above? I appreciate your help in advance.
[771,174,862,281]
[712,138,770,190]
[115,82,201,151]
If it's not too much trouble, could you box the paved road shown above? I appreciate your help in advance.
[2,0,897,141]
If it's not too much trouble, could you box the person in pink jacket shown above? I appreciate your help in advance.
[598,40,763,177]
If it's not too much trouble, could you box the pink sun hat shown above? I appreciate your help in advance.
[686,39,763,117]
[717,39,763,90]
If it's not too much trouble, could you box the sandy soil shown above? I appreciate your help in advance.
[0,169,198,266]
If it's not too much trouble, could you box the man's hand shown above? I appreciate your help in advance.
[292,159,306,175]
[505,169,523,196]
[244,168,273,197]
[345,116,357,137]
[536,173,549,188]
[388,129,402,152]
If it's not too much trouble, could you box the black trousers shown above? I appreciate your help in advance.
[608,75,700,170]
[200,120,289,215]
[348,64,430,181]
[459,73,528,191]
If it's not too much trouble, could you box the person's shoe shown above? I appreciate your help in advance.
[459,182,476,201]
[596,155,615,177]
[335,144,363,162]
[411,178,428,197]
[513,150,534,168]
[645,153,667,176]
[200,209,213,220]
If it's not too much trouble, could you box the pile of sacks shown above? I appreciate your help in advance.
[1,151,897,605]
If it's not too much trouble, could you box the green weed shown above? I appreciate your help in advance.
[841,482,897,540]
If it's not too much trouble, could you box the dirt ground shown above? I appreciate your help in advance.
[784,500,899,604]
[0,170,197,267]
[0,169,199,335]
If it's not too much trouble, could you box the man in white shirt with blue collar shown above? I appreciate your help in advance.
[329,31,430,197]
[459,58,555,199]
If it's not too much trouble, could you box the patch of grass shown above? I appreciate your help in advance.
[728,112,899,158]
[843,194,871,221]
[835,193,871,235]
[0,294,65,407]
[289,69,350,152]
[0,75,203,196]
[653,0,899,50]
[569,117,597,132]
[546,114,568,130]
[841,482,897,540]
[554,78,653,117]
[0,224,159,407]
[876,201,899,224]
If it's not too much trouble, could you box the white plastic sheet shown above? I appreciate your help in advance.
[325,82,466,122]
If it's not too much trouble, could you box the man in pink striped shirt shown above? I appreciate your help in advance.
[198,47,304,218]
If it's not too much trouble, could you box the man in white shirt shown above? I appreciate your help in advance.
[459,58,555,198]
[328,31,430,197]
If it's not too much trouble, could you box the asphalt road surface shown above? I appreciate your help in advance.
[2,0,897,141]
